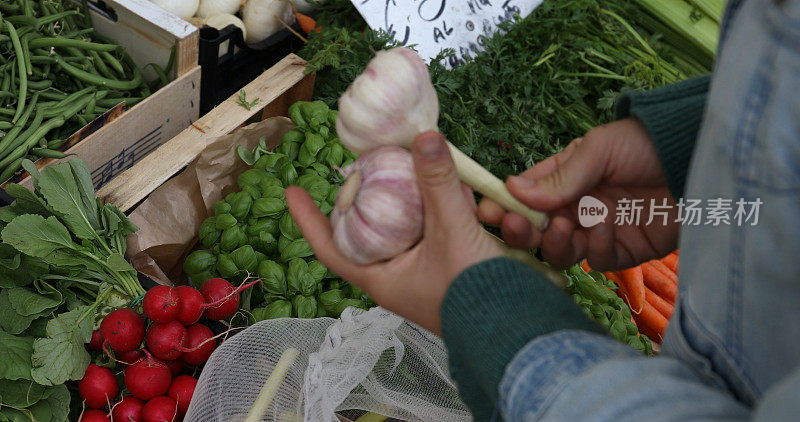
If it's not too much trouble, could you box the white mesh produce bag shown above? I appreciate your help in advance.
[184,307,471,422]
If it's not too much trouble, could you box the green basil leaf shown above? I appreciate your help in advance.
[183,250,217,276]
[279,162,298,186]
[278,213,302,240]
[260,185,285,199]
[230,245,258,274]
[286,259,308,294]
[291,295,317,319]
[251,300,293,322]
[199,217,222,248]
[318,289,345,314]
[280,238,313,262]
[219,226,247,252]
[229,192,253,220]
[216,253,239,279]
[257,260,286,296]
[251,197,286,218]
[307,260,327,283]
[213,201,232,216]
[326,143,344,168]
[215,214,238,230]
[237,145,256,165]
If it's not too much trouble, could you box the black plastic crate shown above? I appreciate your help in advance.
[199,24,305,115]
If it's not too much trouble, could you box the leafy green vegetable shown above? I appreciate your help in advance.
[31,305,92,385]
[0,329,34,381]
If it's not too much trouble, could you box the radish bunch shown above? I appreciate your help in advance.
[78,278,258,421]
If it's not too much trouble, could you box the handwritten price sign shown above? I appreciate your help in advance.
[351,0,542,68]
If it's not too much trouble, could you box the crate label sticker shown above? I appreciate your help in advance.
[351,0,542,68]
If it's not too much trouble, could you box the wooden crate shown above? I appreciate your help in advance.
[98,54,314,212]
[7,0,201,191]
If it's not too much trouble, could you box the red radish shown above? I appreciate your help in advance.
[100,309,145,352]
[143,286,181,324]
[117,349,145,365]
[200,278,260,320]
[166,358,184,376]
[111,396,144,422]
[87,330,104,351]
[142,396,178,422]
[181,323,217,365]
[124,352,172,400]
[174,285,205,325]
[146,321,188,361]
[167,375,197,417]
[79,364,119,408]
[79,409,110,422]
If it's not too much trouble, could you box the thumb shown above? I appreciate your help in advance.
[507,137,605,211]
[411,131,474,231]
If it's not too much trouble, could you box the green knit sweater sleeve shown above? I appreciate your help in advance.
[441,258,603,420]
[615,74,711,198]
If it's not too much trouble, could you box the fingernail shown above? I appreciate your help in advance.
[417,133,443,159]
[509,176,534,188]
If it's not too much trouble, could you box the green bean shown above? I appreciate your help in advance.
[57,59,143,90]
[0,3,21,13]
[0,101,42,158]
[0,122,13,130]
[0,72,10,98]
[0,35,9,42]
[76,114,88,126]
[54,86,93,108]
[21,35,33,76]
[0,109,15,117]
[22,78,51,90]
[31,148,72,159]
[47,138,65,150]
[89,50,115,79]
[38,90,68,101]
[28,37,120,52]
[145,62,169,89]
[5,21,27,124]
[5,15,38,28]
[0,116,64,170]
[35,11,80,28]
[0,158,25,183]
[100,51,126,77]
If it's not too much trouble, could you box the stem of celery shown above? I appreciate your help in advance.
[244,348,300,422]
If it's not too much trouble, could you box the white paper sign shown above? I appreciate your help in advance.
[351,0,543,67]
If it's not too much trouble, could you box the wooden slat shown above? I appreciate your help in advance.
[98,54,312,212]
[15,66,202,191]
[91,0,199,79]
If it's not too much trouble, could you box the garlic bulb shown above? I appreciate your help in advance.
[196,0,243,19]
[242,0,294,45]
[150,0,200,19]
[331,146,423,265]
[336,48,439,154]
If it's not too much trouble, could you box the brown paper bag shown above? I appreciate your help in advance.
[125,117,295,285]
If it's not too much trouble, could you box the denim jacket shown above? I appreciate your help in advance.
[496,0,800,420]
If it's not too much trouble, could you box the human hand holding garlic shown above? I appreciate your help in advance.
[286,132,504,334]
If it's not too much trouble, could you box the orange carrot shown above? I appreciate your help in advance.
[649,259,678,285]
[642,262,677,303]
[634,302,669,342]
[618,266,645,314]
[662,251,679,273]
[645,286,673,319]
[290,2,320,34]
[581,260,592,273]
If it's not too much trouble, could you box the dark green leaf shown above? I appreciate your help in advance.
[0,329,34,380]
[31,306,93,385]
[1,215,77,258]
[280,239,313,261]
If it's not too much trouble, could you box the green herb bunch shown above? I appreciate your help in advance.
[564,265,653,355]
[0,158,143,420]
[183,101,373,321]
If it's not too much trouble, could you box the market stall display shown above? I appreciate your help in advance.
[0,0,724,419]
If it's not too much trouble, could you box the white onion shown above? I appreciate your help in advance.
[149,0,199,19]
[241,0,294,44]
[293,0,325,14]
[196,0,244,19]
[205,14,247,56]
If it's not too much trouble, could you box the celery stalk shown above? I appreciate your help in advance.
[634,0,720,59]
[688,0,725,24]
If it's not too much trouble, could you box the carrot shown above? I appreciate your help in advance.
[581,259,592,273]
[642,262,677,303]
[618,266,645,314]
[662,251,679,273]
[649,259,678,285]
[290,2,320,34]
[645,286,673,319]
[634,302,669,342]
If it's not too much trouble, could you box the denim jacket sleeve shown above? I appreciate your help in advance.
[499,330,750,421]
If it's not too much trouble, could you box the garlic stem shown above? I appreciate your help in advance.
[488,233,568,288]
[446,142,549,230]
